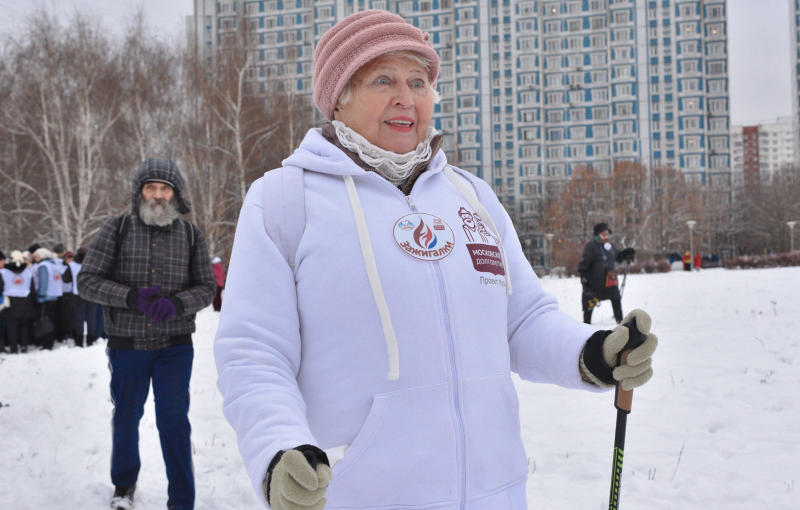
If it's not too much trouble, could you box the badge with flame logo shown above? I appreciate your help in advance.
[393,213,456,261]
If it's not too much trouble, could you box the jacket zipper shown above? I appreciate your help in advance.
[405,192,467,510]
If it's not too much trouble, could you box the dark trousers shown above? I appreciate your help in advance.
[54,293,76,342]
[582,291,623,324]
[36,301,57,349]
[108,344,195,510]
[212,286,223,311]
[3,318,31,353]
[96,305,105,339]
[74,297,99,346]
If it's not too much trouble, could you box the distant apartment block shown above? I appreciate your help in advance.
[791,0,800,157]
[731,116,798,194]
[190,0,732,260]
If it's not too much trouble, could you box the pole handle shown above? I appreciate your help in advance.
[614,317,647,413]
[614,351,634,412]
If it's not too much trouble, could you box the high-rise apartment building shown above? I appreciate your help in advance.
[791,0,800,159]
[730,116,797,194]
[190,0,731,260]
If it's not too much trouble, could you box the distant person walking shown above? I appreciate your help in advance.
[578,223,633,324]
[682,250,692,271]
[78,158,215,510]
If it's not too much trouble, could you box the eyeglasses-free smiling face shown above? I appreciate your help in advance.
[334,54,435,154]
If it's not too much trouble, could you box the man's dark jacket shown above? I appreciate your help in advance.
[77,159,215,349]
[578,237,620,301]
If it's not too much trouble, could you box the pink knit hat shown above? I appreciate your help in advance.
[313,10,440,119]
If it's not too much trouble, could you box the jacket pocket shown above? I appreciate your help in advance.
[326,382,459,509]
[461,374,528,498]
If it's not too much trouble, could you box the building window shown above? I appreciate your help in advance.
[708,61,725,75]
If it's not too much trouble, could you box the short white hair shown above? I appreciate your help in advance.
[337,50,441,107]
[34,248,53,260]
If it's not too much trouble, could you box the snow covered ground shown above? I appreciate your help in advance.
[1,266,797,509]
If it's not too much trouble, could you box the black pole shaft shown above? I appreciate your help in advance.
[608,410,628,510]
[608,317,646,510]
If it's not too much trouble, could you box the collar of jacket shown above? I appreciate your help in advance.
[320,122,443,195]
[4,262,27,274]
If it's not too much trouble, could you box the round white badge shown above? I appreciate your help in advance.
[393,213,456,261]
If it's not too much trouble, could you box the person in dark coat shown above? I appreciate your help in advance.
[211,257,226,311]
[1,250,36,353]
[578,223,625,324]
[71,248,99,346]
[54,251,77,344]
[78,158,216,510]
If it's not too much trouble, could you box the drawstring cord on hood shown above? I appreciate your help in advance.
[444,167,512,296]
[344,175,400,381]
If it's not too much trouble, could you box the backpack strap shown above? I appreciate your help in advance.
[444,166,512,295]
[183,220,197,268]
[261,166,306,271]
[114,214,131,265]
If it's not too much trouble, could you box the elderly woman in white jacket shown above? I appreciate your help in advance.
[214,9,658,510]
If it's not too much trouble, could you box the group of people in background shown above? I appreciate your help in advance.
[0,245,104,354]
[0,243,227,356]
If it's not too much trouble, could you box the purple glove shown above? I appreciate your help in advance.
[135,286,162,313]
[147,297,178,323]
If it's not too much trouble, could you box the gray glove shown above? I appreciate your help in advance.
[581,309,658,390]
[265,447,331,510]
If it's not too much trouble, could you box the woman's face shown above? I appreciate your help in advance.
[334,54,435,154]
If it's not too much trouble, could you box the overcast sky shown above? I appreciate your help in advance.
[0,0,793,126]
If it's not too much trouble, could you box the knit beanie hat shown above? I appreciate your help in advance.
[313,9,440,119]
[594,223,612,236]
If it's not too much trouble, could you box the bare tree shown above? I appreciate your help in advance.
[609,161,649,249]
[736,166,800,254]
[0,13,125,248]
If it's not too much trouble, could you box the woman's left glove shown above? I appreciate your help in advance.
[581,309,658,390]
[264,445,331,510]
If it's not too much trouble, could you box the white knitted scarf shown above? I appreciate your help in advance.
[332,120,438,186]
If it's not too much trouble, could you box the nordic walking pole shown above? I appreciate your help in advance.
[608,317,647,510]
[619,260,630,299]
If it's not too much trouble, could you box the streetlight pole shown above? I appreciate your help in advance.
[788,221,797,252]
[545,233,554,275]
[686,220,696,270]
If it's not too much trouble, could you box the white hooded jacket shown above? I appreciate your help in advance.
[214,128,604,509]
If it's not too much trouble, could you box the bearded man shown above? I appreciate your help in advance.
[78,158,215,510]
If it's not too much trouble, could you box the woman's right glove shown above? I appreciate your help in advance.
[580,309,658,390]
[264,445,331,510]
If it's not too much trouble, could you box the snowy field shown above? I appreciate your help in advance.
[1,266,798,509]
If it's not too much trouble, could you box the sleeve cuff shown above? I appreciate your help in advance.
[580,330,616,386]
[125,289,138,310]
[170,297,185,316]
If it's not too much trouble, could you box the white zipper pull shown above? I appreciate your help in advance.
[406,195,418,212]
